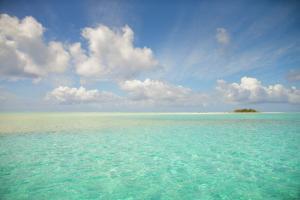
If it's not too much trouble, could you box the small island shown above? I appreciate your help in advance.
[234,108,258,113]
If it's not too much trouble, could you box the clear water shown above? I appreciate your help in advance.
[0,113,299,200]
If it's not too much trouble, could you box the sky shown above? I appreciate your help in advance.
[0,0,299,112]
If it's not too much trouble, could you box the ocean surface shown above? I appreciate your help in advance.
[0,113,299,200]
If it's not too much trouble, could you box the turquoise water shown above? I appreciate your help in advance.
[0,113,299,199]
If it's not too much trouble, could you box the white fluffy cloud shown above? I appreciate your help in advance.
[216,28,230,45]
[0,14,70,80]
[0,14,157,82]
[217,77,300,104]
[70,25,158,80]
[46,86,121,104]
[45,79,208,107]
[120,79,208,106]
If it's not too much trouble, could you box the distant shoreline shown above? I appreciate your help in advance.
[0,111,290,115]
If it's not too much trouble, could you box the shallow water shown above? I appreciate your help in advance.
[0,113,299,199]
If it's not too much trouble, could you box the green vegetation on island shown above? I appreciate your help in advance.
[234,108,258,113]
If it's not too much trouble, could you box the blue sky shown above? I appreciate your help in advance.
[0,0,299,112]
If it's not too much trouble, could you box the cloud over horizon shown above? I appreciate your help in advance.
[46,79,209,108]
[46,77,300,108]
[120,79,208,106]
[217,77,300,104]
[45,86,121,104]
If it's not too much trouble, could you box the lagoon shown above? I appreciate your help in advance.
[0,113,299,199]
